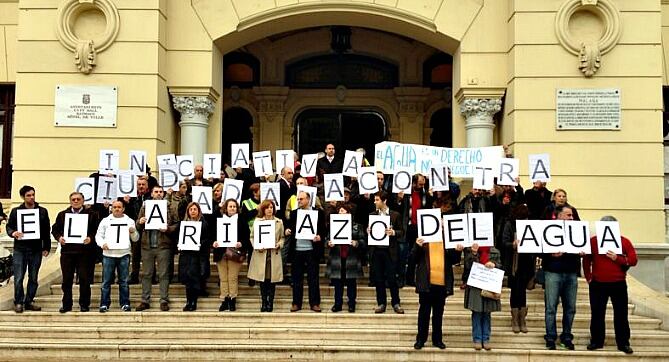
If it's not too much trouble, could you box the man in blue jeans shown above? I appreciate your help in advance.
[6,185,51,313]
[541,205,584,350]
[95,200,140,312]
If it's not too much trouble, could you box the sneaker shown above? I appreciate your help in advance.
[560,341,575,351]
[99,306,109,313]
[121,305,131,312]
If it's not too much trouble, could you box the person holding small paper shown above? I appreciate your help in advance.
[213,199,251,312]
[6,185,51,313]
[178,202,211,311]
[583,215,638,354]
[51,192,99,313]
[135,185,179,312]
[325,204,366,313]
[95,200,139,312]
[369,190,405,314]
[286,191,325,312]
[247,200,284,312]
[463,243,502,351]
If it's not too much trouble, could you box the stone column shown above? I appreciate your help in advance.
[172,96,215,162]
[394,87,429,144]
[459,98,502,148]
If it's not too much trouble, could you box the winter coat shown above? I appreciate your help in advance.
[247,218,284,283]
[463,247,502,313]
[410,242,461,296]
[325,221,366,279]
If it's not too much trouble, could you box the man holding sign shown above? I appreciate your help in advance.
[583,216,638,354]
[286,191,325,312]
[541,205,583,351]
[6,185,51,313]
[135,185,179,312]
[368,191,405,314]
[51,192,99,313]
[95,200,140,312]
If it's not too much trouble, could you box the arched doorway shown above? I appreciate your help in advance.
[430,108,452,148]
[295,109,387,161]
[222,107,253,164]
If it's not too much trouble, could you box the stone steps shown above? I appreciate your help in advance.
[48,283,594,302]
[0,342,664,361]
[0,310,659,330]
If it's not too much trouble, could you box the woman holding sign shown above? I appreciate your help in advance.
[247,200,284,312]
[213,199,251,312]
[325,204,366,313]
[463,244,502,351]
[178,202,211,312]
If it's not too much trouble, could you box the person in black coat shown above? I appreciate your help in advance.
[410,196,462,349]
[178,202,212,311]
[51,192,99,313]
[316,143,343,174]
[325,203,366,312]
[6,185,51,313]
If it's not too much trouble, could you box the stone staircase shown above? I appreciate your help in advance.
[0,259,668,360]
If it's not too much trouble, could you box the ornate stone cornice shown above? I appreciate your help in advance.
[172,96,215,118]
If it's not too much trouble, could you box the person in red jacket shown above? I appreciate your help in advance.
[583,215,638,355]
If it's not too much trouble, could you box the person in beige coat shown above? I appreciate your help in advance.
[248,200,284,312]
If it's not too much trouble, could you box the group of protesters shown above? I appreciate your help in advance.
[6,143,637,354]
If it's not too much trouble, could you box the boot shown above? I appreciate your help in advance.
[183,300,192,312]
[511,308,520,333]
[519,307,528,333]
[260,283,268,312]
[229,298,236,311]
[219,297,229,312]
[191,298,197,312]
[267,283,275,312]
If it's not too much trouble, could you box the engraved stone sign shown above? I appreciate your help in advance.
[54,85,117,127]
[556,88,620,130]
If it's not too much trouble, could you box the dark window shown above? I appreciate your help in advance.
[222,107,253,165]
[663,86,669,204]
[429,108,452,148]
[423,52,453,89]
[223,52,260,88]
[286,54,398,89]
[0,85,14,198]
[295,109,387,163]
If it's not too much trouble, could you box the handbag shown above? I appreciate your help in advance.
[535,268,545,285]
[480,289,501,300]
[223,248,246,263]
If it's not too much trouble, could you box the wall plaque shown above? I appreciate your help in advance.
[54,85,117,127]
[556,88,620,130]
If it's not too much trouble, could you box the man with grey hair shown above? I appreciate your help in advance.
[583,215,637,354]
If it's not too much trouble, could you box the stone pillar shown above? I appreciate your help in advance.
[458,98,502,148]
[394,87,429,144]
[253,87,289,152]
[172,96,215,162]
